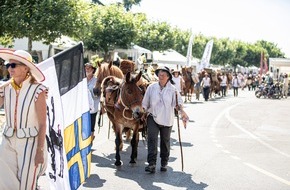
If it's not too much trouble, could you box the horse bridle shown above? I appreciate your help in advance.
[119,82,143,120]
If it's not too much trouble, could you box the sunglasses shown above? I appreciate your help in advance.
[5,63,24,69]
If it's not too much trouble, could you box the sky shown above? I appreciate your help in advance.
[104,0,290,58]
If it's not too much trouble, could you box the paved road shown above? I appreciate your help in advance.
[1,89,290,190]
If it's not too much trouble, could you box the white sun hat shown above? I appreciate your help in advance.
[0,49,45,82]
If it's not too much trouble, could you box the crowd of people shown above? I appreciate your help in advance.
[175,69,289,100]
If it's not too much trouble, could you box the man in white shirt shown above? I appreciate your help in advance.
[202,73,211,101]
[220,73,228,97]
[142,66,188,173]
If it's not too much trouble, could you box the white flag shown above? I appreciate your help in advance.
[198,39,214,72]
[186,34,194,67]
[38,43,92,190]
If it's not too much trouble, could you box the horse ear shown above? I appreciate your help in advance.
[125,71,131,82]
[135,71,142,82]
[109,61,113,68]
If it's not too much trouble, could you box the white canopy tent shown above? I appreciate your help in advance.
[113,45,152,62]
[153,49,198,70]
[269,58,290,79]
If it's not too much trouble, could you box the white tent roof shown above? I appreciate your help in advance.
[153,49,198,66]
[153,49,186,65]
[114,45,151,55]
[269,58,290,67]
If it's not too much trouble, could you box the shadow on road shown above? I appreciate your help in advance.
[82,133,207,190]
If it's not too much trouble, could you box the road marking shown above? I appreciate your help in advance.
[230,155,241,160]
[210,100,290,186]
[225,103,290,158]
[221,150,230,154]
[244,162,290,186]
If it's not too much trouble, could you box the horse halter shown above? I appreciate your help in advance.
[118,81,143,120]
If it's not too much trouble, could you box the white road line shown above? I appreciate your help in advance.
[221,150,231,154]
[225,103,290,158]
[230,155,241,160]
[210,100,290,186]
[244,162,290,186]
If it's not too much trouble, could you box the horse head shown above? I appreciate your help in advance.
[119,71,144,119]
[94,62,124,97]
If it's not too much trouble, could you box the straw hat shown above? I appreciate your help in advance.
[0,49,45,82]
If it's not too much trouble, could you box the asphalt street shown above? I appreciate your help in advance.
[1,89,290,190]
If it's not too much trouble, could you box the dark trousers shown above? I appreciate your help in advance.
[203,86,210,101]
[221,86,227,96]
[147,115,172,166]
[90,112,97,132]
[233,87,239,97]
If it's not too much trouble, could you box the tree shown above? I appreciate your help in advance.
[84,4,138,59]
[123,0,142,11]
[255,40,285,58]
[0,0,90,51]
[136,20,175,51]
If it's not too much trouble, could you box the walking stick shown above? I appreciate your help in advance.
[108,120,111,139]
[175,92,184,171]
[97,111,103,134]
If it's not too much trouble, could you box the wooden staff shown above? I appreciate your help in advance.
[175,91,184,171]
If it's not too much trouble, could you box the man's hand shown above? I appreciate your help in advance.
[141,112,147,122]
[181,111,189,129]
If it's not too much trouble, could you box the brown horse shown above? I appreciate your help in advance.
[94,61,124,97]
[226,72,233,91]
[119,59,149,141]
[119,59,149,91]
[101,71,144,166]
[181,67,195,102]
[209,71,222,98]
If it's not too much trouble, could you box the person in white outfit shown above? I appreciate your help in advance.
[202,73,211,101]
[171,69,184,95]
[142,66,188,173]
[220,73,228,97]
[232,74,240,97]
[85,62,100,141]
[0,49,47,190]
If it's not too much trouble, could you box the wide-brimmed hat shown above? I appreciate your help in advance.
[155,66,172,79]
[0,49,45,82]
[171,69,181,75]
[85,62,97,69]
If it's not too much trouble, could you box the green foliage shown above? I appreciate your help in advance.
[0,35,14,47]
[90,54,103,67]
[135,20,175,51]
[0,0,90,50]
[84,4,137,54]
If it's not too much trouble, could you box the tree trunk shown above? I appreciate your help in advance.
[28,37,32,52]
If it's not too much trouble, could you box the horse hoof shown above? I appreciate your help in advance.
[115,161,122,166]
